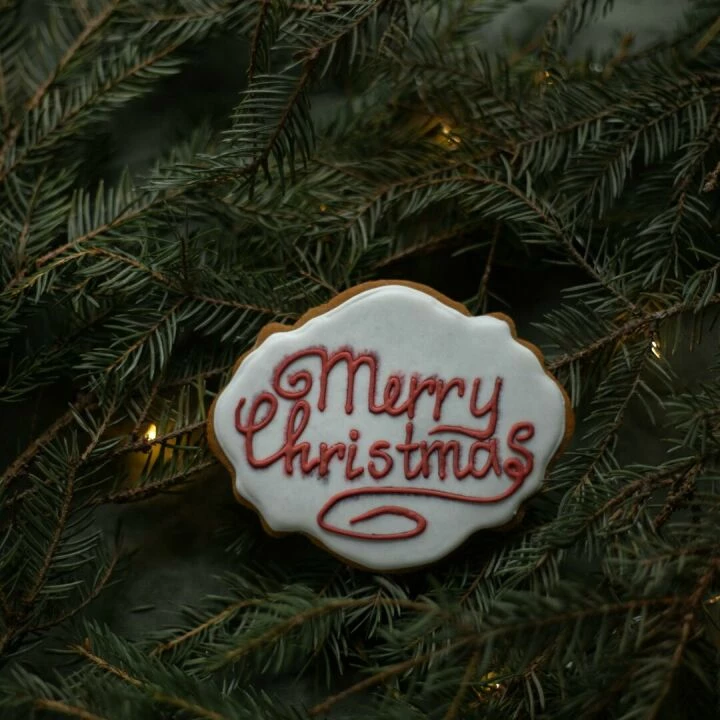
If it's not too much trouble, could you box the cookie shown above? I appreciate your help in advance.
[208,281,573,572]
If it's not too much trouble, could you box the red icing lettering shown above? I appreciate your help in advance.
[345,428,364,480]
[234,345,540,537]
[318,442,346,476]
[316,480,528,541]
[368,440,393,480]
[395,422,424,479]
[432,378,465,421]
[504,422,535,484]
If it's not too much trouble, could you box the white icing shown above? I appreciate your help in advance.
[212,285,568,571]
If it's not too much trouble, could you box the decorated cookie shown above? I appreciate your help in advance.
[208,281,572,572]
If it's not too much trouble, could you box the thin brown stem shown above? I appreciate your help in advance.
[218,596,435,666]
[0,0,120,170]
[0,394,95,490]
[248,0,271,82]
[21,402,114,609]
[654,462,703,530]
[310,638,471,717]
[151,598,266,656]
[86,459,216,506]
[31,552,119,634]
[73,645,230,720]
[476,223,499,313]
[114,420,206,457]
[105,300,184,375]
[34,700,107,720]
[443,648,481,720]
[645,563,718,720]
[547,295,720,372]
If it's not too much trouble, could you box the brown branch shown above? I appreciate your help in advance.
[569,355,645,499]
[162,363,233,388]
[105,299,184,375]
[547,294,720,372]
[290,1,337,10]
[218,596,435,666]
[130,1,236,22]
[86,459,216,506]
[151,598,266,657]
[310,638,471,717]
[73,645,229,720]
[476,223,499,313]
[693,15,720,55]
[20,468,76,608]
[0,393,95,490]
[31,552,120,634]
[248,0,271,82]
[73,644,140,685]
[0,0,120,171]
[645,563,718,720]
[372,222,470,270]
[29,194,166,271]
[653,462,703,530]
[114,420,206,457]
[19,248,279,315]
[191,293,279,315]
[443,648,481,720]
[34,700,107,720]
[15,169,46,268]
[508,0,576,64]
[21,401,114,609]
[130,377,164,439]
[0,42,184,185]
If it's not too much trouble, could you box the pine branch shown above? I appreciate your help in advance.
[150,599,266,657]
[548,294,720,371]
[113,420,206,456]
[644,562,718,720]
[0,393,95,491]
[20,400,114,609]
[30,551,119,634]
[309,638,472,717]
[34,699,107,720]
[473,222,499,313]
[16,191,168,276]
[442,648,481,720]
[248,0,272,83]
[72,645,230,720]
[0,42,185,183]
[0,0,120,169]
[86,458,216,506]
[213,595,435,667]
[653,461,703,530]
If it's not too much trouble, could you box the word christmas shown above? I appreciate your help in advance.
[234,347,535,487]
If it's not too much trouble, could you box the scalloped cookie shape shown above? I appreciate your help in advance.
[208,282,572,572]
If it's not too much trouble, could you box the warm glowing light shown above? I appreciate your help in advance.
[474,670,505,697]
[319,203,328,212]
[435,121,461,150]
[144,423,157,442]
[650,338,661,359]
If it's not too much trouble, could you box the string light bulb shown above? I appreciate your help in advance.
[473,670,505,697]
[144,423,157,443]
[650,338,661,359]
[434,120,461,150]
